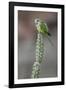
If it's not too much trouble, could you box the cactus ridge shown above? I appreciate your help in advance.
[31,32,44,78]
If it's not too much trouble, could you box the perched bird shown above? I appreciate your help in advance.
[34,18,51,36]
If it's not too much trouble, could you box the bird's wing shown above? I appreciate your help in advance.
[40,22,48,34]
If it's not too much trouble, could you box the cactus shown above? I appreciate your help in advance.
[31,32,44,78]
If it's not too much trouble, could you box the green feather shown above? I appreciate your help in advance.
[37,21,49,36]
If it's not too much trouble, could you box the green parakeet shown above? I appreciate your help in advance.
[34,18,51,36]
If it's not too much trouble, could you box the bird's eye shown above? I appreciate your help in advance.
[37,19,39,22]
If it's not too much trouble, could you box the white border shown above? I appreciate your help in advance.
[14,6,61,84]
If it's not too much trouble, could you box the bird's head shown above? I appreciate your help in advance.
[34,18,41,27]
